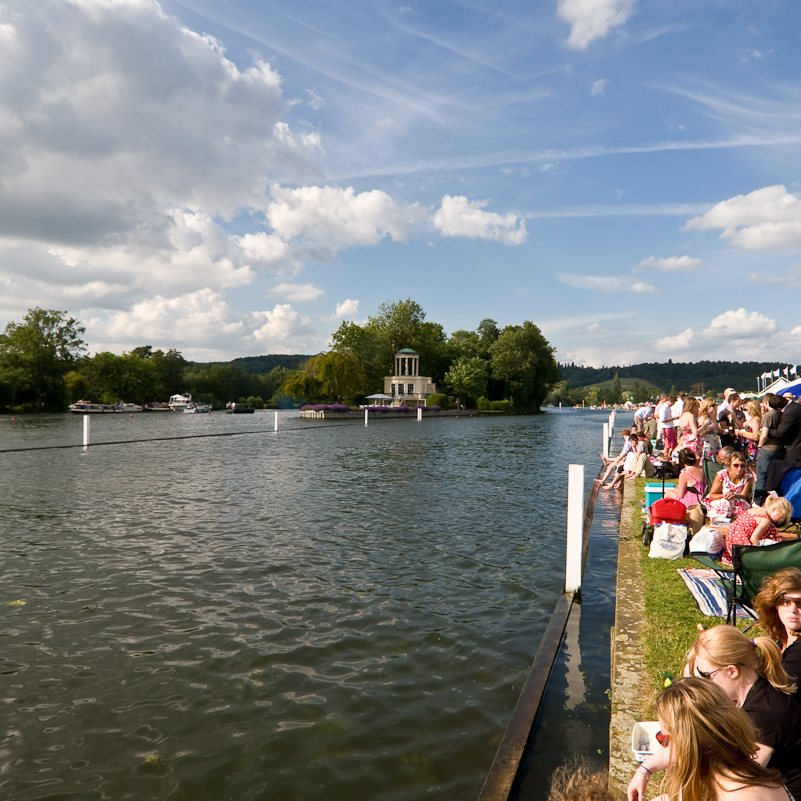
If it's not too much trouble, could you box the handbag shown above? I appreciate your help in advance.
[689,526,724,558]
[648,522,689,560]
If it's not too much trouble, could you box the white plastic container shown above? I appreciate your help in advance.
[631,721,662,762]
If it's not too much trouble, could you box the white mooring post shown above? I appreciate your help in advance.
[364,408,369,427]
[417,407,422,421]
[602,422,610,459]
[83,415,90,448]
[565,463,585,593]
[274,412,278,431]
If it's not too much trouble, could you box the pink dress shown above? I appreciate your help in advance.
[704,470,751,519]
[722,509,781,566]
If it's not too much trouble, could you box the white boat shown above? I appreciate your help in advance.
[183,402,212,414]
[69,400,119,414]
[116,401,143,413]
[168,393,193,411]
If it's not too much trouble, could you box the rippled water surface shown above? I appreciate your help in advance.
[0,409,622,800]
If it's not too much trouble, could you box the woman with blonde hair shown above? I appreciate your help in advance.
[677,396,702,460]
[685,626,801,798]
[628,626,801,801]
[737,399,762,463]
[755,568,801,695]
[698,397,722,461]
[652,677,788,801]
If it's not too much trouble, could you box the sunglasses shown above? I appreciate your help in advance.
[696,667,725,679]
[655,731,670,747]
[780,595,801,609]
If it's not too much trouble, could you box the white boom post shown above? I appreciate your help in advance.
[565,464,584,593]
[83,415,90,448]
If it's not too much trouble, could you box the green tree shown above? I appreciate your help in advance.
[444,357,488,408]
[283,351,367,403]
[610,372,622,404]
[315,350,367,402]
[489,321,560,412]
[0,308,86,410]
[78,351,158,404]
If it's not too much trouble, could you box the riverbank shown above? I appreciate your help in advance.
[607,476,762,793]
[299,408,494,419]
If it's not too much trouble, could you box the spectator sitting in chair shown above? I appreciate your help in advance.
[755,568,801,698]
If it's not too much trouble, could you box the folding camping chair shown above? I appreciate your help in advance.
[694,539,801,625]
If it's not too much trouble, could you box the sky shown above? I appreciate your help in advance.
[1,0,801,367]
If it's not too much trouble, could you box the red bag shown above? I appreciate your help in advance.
[649,497,687,526]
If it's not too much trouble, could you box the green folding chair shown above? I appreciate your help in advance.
[726,539,801,624]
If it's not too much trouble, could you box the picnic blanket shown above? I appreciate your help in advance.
[677,567,751,619]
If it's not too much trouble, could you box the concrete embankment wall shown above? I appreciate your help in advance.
[609,479,646,794]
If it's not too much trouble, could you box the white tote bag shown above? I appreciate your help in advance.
[648,522,688,560]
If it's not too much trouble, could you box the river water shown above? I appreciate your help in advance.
[0,408,628,801]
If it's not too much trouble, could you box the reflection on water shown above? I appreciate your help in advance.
[0,409,626,800]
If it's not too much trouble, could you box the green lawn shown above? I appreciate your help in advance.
[630,477,756,716]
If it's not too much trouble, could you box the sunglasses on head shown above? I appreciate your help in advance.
[655,731,670,747]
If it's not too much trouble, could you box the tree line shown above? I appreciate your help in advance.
[0,302,561,413]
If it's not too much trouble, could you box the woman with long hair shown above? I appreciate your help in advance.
[684,626,801,798]
[755,568,801,695]
[653,677,789,801]
[628,626,801,801]
[677,397,702,461]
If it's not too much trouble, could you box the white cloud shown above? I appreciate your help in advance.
[266,185,426,256]
[87,290,319,359]
[270,282,325,301]
[591,79,607,96]
[685,185,801,250]
[587,322,600,332]
[333,298,359,318]
[433,195,527,244]
[322,298,360,322]
[639,255,702,271]
[653,308,781,358]
[557,0,637,50]
[558,274,657,292]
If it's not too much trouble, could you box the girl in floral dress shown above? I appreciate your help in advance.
[721,496,794,566]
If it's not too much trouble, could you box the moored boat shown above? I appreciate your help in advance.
[116,401,143,413]
[225,402,255,414]
[168,393,193,411]
[69,400,119,414]
[143,402,171,411]
[183,402,212,413]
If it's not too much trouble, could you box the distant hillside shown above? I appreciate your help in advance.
[586,377,661,392]
[559,360,786,394]
[217,354,313,374]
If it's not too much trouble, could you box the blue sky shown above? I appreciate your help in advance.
[1,0,800,366]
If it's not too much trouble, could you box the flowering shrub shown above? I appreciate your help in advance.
[328,404,350,412]
[300,405,312,411]
[310,404,330,411]
[395,405,411,412]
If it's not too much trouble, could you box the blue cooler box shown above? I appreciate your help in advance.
[645,482,676,508]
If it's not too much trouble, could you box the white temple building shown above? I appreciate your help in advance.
[384,348,437,405]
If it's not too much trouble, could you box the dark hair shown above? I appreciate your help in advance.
[755,568,801,645]
[677,448,697,468]
[769,395,788,410]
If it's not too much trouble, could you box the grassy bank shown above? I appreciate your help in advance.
[629,477,756,718]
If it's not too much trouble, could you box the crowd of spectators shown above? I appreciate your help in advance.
[592,387,801,800]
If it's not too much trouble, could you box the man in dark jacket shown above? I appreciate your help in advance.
[777,398,801,465]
